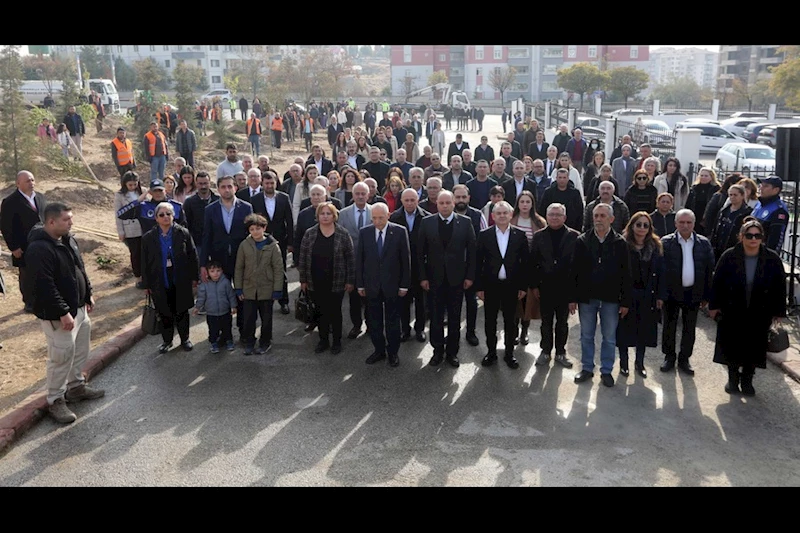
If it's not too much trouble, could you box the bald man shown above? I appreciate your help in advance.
[1,170,47,312]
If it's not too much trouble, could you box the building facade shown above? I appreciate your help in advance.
[717,45,785,92]
[651,47,718,89]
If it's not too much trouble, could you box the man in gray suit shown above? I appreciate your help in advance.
[611,144,636,197]
[339,182,373,339]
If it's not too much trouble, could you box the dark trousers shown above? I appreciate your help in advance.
[124,237,142,278]
[662,290,699,362]
[161,284,190,344]
[367,291,401,356]
[242,299,274,347]
[224,266,245,331]
[540,287,570,355]
[430,282,464,357]
[465,285,478,334]
[272,130,282,149]
[311,290,344,343]
[483,281,519,353]
[304,132,313,151]
[278,244,289,305]
[116,163,134,177]
[18,265,32,307]
[206,313,233,344]
[349,289,365,329]
[180,152,194,169]
[401,284,426,334]
[241,109,248,121]
[619,345,646,367]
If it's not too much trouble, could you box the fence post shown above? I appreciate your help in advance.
[544,101,551,130]
[567,108,575,132]
[652,99,660,117]
[594,97,602,115]
[605,118,616,153]
[676,128,701,170]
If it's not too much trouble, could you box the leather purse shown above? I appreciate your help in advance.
[295,289,316,324]
[141,293,162,335]
[767,324,790,353]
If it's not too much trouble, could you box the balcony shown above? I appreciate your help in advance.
[172,51,205,60]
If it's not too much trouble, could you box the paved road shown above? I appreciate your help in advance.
[1,262,799,486]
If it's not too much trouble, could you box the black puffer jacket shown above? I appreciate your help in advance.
[26,225,93,320]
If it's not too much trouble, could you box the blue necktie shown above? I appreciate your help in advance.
[358,209,364,229]
[377,230,384,257]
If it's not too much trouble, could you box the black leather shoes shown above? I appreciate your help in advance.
[600,373,615,387]
[660,359,676,372]
[481,352,498,366]
[181,340,194,351]
[304,323,316,332]
[347,326,362,339]
[280,304,290,315]
[466,332,479,346]
[504,353,519,369]
[446,354,460,368]
[429,353,444,366]
[554,353,573,369]
[388,353,400,367]
[416,331,427,342]
[158,342,173,354]
[535,352,551,366]
[619,365,630,377]
[519,332,529,345]
[574,370,594,383]
[677,361,695,376]
[366,351,386,364]
[635,363,647,378]
[314,340,330,353]
[330,343,342,355]
[400,332,411,343]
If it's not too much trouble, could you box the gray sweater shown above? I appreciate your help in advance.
[195,274,238,316]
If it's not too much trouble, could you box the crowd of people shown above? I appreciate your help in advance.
[6,102,792,425]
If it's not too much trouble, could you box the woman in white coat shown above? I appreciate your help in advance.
[432,121,446,160]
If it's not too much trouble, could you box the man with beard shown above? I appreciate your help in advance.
[453,184,487,347]
[466,160,499,210]
[216,143,244,181]
[362,146,391,193]
[183,171,219,265]
[345,140,366,171]
[442,155,473,191]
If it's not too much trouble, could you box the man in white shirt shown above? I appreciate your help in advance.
[216,143,244,180]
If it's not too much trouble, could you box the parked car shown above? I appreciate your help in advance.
[640,119,673,145]
[675,122,744,152]
[605,108,647,119]
[576,116,602,129]
[741,122,777,143]
[579,126,606,148]
[756,126,777,147]
[200,89,233,103]
[729,111,769,120]
[720,117,764,137]
[714,143,776,174]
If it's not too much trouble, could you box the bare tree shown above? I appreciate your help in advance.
[487,66,517,108]
[400,74,420,102]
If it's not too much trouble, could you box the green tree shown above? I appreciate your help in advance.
[79,45,110,79]
[605,66,649,107]
[652,74,706,107]
[488,66,518,108]
[556,62,608,110]
[172,62,205,122]
[0,46,37,178]
[428,70,448,86]
[114,57,137,91]
[770,46,800,110]
[227,46,269,100]
[731,78,772,111]
[270,48,351,105]
[133,57,167,91]
[359,45,373,57]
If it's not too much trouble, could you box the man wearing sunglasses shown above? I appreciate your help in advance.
[660,209,714,375]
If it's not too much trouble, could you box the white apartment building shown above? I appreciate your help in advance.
[651,47,718,89]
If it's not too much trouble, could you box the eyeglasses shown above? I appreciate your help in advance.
[634,222,650,229]
[744,233,763,240]
[157,212,173,218]
[636,176,649,181]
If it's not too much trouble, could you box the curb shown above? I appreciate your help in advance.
[767,345,800,383]
[0,316,145,456]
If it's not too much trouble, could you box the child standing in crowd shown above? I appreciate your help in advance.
[56,123,70,158]
[193,260,238,353]
[234,214,284,355]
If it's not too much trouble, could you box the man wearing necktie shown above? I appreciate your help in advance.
[356,203,411,367]
[236,168,263,202]
[339,183,373,339]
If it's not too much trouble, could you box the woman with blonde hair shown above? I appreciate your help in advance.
[685,166,720,235]
[383,175,405,213]
[616,211,666,378]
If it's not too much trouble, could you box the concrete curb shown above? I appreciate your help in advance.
[767,345,800,383]
[0,316,145,456]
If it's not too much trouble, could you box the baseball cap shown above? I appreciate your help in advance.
[758,176,783,189]
[149,179,165,190]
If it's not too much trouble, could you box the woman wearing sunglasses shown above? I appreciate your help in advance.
[623,169,658,216]
[709,218,786,396]
[615,212,666,378]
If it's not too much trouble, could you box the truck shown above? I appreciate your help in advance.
[403,83,471,112]
[16,78,120,113]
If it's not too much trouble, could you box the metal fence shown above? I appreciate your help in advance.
[612,118,677,160]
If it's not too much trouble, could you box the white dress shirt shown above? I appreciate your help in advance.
[249,186,261,198]
[496,226,510,280]
[514,178,524,198]
[678,233,695,287]
[439,212,454,223]
[19,189,36,209]
[264,194,276,220]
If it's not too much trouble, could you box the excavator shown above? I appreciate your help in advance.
[403,83,471,112]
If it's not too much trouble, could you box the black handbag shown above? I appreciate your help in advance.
[295,289,315,323]
[767,324,790,353]
[141,293,162,335]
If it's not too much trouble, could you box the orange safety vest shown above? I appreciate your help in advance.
[156,110,171,129]
[247,117,262,136]
[211,107,221,122]
[111,137,134,166]
[271,116,283,131]
[144,130,168,157]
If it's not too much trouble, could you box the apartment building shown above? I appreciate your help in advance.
[717,45,785,91]
[651,47,718,89]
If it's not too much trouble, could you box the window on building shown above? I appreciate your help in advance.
[630,45,639,59]
[210,45,219,51]
[197,60,202,66]
[149,45,155,52]
[476,68,483,77]
[588,45,597,58]
[163,45,169,51]
[543,47,562,58]
[165,60,170,68]
[515,66,529,74]
[542,64,559,76]
[133,45,139,52]
[475,47,484,60]
[567,45,577,59]
[404,45,412,63]
[211,60,220,67]
[508,48,529,59]
[212,76,221,83]
[494,46,502,60]
[117,46,123,53]
[542,81,560,92]
[176,45,183,51]
[405,69,411,77]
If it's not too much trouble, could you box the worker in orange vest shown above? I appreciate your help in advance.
[246,112,263,156]
[143,120,169,182]
[270,111,283,149]
[111,127,136,177]
[210,103,222,124]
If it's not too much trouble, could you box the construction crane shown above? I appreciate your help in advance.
[403,83,471,111]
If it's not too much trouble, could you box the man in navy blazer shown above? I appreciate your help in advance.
[201,175,253,332]
[356,203,411,367]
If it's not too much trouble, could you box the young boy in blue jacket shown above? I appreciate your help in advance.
[193,260,238,353]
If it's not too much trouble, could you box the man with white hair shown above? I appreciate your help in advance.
[363,177,387,205]
[339,182,373,339]
[583,180,630,233]
[659,208,714,377]
[530,203,580,368]
[356,202,411,367]
[236,168,264,201]
[462,148,477,177]
[570,203,632,388]
[612,144,637,195]
[300,176,343,211]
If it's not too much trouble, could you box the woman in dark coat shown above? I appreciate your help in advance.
[709,218,786,396]
[702,172,742,238]
[685,166,720,236]
[624,169,659,216]
[141,201,200,354]
[709,184,752,264]
[616,211,666,378]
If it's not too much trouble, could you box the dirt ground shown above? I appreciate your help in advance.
[0,113,317,415]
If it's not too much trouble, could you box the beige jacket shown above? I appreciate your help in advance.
[234,234,284,300]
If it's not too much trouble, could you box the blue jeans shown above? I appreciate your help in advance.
[150,155,166,182]
[249,134,260,156]
[579,299,619,375]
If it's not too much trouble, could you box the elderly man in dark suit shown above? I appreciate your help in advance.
[356,203,411,367]
[418,190,477,367]
[611,144,637,197]
[475,201,530,369]
[390,188,430,342]
[249,170,294,314]
[0,170,46,312]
